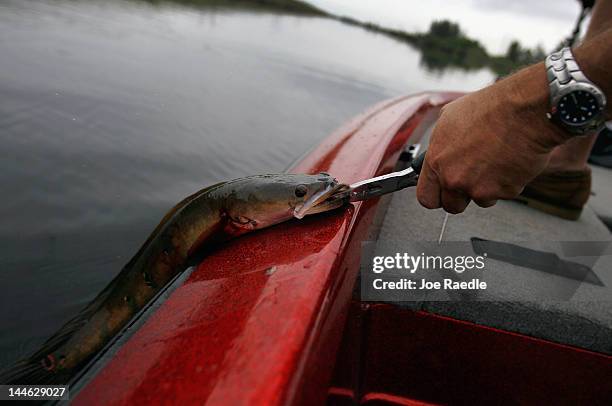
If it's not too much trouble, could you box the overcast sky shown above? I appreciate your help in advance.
[308,0,585,54]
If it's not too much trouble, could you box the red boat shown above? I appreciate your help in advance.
[71,92,612,405]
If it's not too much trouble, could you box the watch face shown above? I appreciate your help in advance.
[557,90,600,126]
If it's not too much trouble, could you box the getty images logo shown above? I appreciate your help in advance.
[372,252,487,274]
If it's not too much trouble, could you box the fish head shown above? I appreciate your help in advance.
[225,173,349,230]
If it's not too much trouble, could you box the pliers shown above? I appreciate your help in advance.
[341,150,426,202]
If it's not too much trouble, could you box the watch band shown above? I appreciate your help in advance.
[546,48,587,95]
[545,47,607,135]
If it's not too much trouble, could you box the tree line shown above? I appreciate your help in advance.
[337,18,548,76]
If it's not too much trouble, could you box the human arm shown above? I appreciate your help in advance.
[416,21,612,214]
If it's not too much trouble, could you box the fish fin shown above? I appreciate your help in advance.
[0,295,104,385]
[1,255,134,385]
[0,358,67,385]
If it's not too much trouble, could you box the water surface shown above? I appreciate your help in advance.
[0,0,493,367]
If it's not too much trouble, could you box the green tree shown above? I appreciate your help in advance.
[506,40,522,63]
[429,20,461,38]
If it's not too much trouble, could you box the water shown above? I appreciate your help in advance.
[0,0,493,367]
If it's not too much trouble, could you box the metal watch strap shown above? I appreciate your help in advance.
[546,48,587,95]
[545,47,607,135]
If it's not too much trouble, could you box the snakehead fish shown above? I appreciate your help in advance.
[1,173,348,385]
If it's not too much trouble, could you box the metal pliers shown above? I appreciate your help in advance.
[340,149,426,202]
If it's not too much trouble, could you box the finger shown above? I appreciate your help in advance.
[474,199,498,208]
[441,189,470,214]
[416,159,441,209]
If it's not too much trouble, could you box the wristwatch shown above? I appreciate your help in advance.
[545,47,607,136]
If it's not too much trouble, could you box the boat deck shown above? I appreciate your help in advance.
[374,137,612,354]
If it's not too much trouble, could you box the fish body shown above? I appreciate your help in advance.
[2,173,347,384]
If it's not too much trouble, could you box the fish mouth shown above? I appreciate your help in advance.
[294,182,350,219]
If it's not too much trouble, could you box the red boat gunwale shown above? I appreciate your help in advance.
[73,92,458,405]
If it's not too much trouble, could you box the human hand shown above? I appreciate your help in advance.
[416,63,570,213]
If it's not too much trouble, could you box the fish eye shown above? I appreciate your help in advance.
[295,185,308,197]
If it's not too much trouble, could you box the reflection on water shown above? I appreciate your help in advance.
[0,0,493,367]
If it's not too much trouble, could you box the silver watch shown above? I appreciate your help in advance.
[545,47,607,136]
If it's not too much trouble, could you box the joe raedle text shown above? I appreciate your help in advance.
[373,278,487,291]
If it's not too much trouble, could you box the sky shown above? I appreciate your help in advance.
[307,0,585,54]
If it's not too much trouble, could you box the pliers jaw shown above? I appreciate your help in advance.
[347,166,420,202]
[322,149,425,204]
